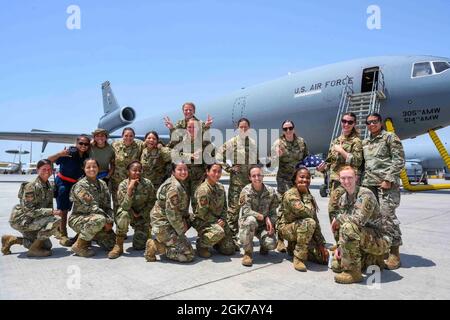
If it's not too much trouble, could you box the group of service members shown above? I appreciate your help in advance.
[1,102,405,284]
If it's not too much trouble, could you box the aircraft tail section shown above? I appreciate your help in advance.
[102,81,120,114]
[98,81,136,132]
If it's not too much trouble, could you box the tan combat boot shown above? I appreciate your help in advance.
[107,236,125,259]
[144,239,166,262]
[293,256,307,272]
[27,239,52,257]
[58,227,73,247]
[197,246,212,258]
[334,270,363,284]
[385,246,401,270]
[2,235,23,255]
[331,256,342,273]
[71,237,95,257]
[276,239,286,253]
[242,250,253,267]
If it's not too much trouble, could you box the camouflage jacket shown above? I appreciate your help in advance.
[336,186,383,232]
[362,130,405,186]
[325,133,363,182]
[193,180,227,227]
[141,146,172,186]
[117,177,156,215]
[70,177,114,224]
[178,136,215,170]
[278,187,325,244]
[10,177,54,223]
[150,176,190,235]
[111,139,144,183]
[216,135,258,174]
[168,115,210,148]
[239,183,279,227]
[271,135,308,178]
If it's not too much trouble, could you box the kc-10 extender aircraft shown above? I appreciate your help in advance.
[1,55,449,189]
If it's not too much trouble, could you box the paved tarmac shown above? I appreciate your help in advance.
[0,174,449,300]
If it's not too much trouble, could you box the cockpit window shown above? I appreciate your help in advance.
[433,61,450,74]
[412,62,433,77]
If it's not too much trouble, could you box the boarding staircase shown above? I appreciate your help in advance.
[330,70,386,144]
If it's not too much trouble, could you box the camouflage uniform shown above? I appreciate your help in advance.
[193,180,234,255]
[141,146,172,190]
[150,176,194,262]
[362,130,405,247]
[278,188,327,263]
[115,178,156,250]
[9,178,61,249]
[167,115,210,148]
[217,135,258,243]
[178,135,214,212]
[325,133,363,240]
[111,139,144,212]
[68,177,115,251]
[271,135,308,195]
[335,186,392,273]
[238,184,279,253]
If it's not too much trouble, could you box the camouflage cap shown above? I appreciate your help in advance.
[92,128,109,137]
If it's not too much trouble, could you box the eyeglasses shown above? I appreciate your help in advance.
[283,127,294,132]
[341,119,355,125]
[78,142,90,147]
[366,120,380,125]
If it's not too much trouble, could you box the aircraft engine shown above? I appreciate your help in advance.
[97,106,136,133]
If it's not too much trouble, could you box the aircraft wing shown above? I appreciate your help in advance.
[0,130,170,147]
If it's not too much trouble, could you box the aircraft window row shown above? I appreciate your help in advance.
[412,61,450,78]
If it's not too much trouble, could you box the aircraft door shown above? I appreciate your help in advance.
[361,67,379,92]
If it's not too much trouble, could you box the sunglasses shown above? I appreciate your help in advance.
[78,142,90,147]
[366,120,380,125]
[341,119,355,125]
[283,127,294,132]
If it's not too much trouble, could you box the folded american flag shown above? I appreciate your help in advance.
[296,155,324,168]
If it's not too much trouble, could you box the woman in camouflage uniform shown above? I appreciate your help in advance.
[111,127,144,212]
[278,166,329,272]
[141,131,172,190]
[179,118,214,213]
[69,159,116,257]
[192,163,235,258]
[108,161,156,259]
[2,159,62,257]
[270,120,309,253]
[317,112,363,247]
[144,162,195,263]
[216,118,258,251]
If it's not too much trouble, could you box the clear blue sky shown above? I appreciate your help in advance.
[1,0,449,162]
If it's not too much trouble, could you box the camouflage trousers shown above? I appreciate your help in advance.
[153,226,194,262]
[10,210,61,243]
[339,221,391,272]
[10,209,61,249]
[328,181,346,242]
[69,213,115,251]
[279,218,326,264]
[367,185,402,247]
[196,223,235,255]
[239,216,276,253]
[187,166,205,213]
[276,175,293,195]
[227,173,249,241]
[115,209,151,250]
